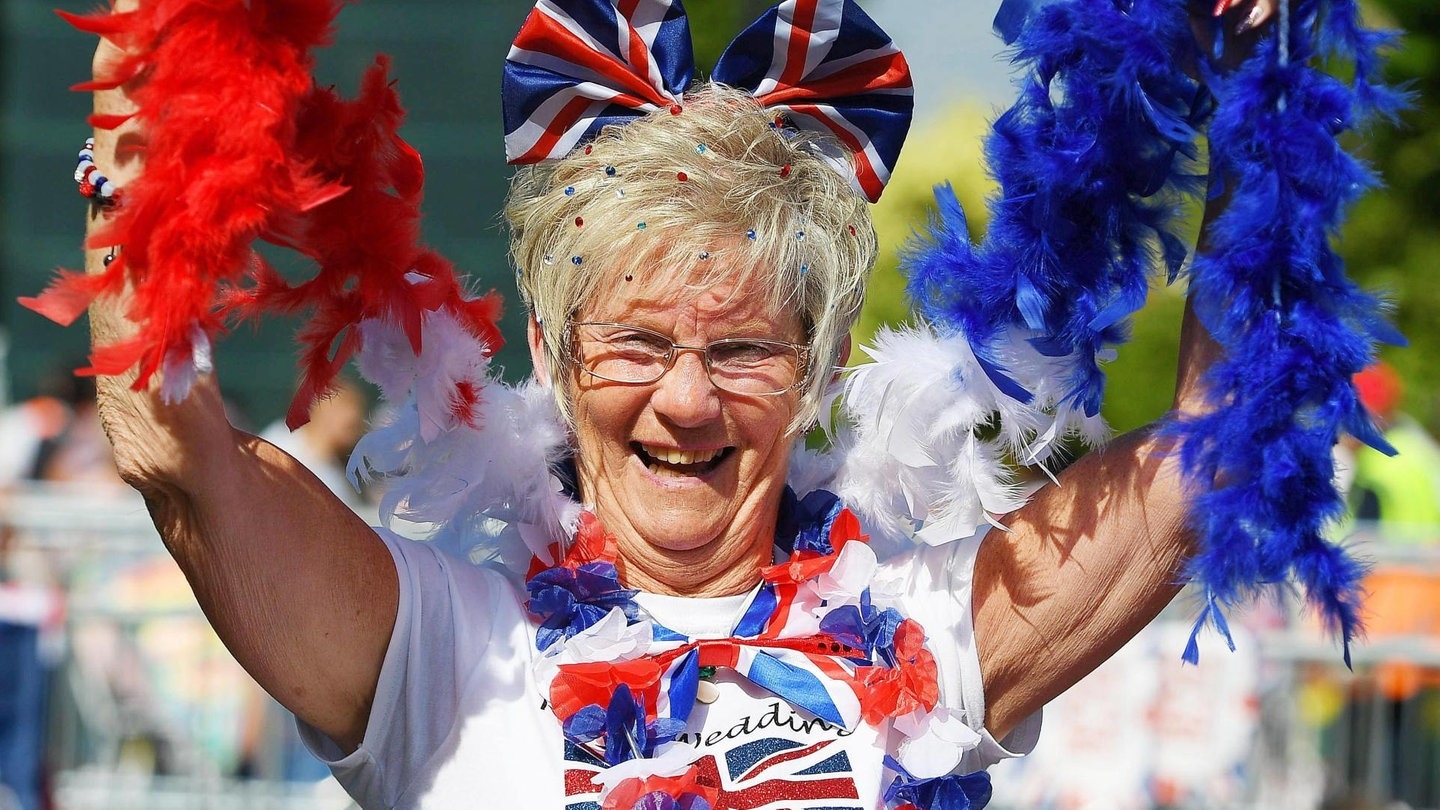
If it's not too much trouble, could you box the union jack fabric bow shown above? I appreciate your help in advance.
[528,492,977,808]
[502,0,913,202]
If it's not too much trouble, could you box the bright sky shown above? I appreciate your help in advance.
[867,0,1023,114]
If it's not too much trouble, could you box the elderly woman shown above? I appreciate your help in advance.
[69,0,1304,807]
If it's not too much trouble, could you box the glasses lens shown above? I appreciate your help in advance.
[573,324,672,384]
[705,339,803,395]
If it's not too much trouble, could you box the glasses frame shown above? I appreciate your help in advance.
[566,321,811,397]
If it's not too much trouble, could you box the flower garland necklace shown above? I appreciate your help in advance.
[525,488,993,810]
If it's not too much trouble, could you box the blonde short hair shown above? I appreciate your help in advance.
[504,82,877,428]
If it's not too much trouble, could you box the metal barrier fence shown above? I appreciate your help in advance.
[0,482,356,810]
[2,481,1438,809]
[986,528,1440,810]
[53,770,354,810]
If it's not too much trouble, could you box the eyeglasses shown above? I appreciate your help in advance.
[568,321,809,396]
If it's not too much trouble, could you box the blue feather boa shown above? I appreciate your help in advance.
[1175,0,1408,664]
[903,0,1408,662]
[905,0,1204,418]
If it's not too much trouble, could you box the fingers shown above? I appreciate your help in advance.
[1212,0,1274,18]
[88,0,144,199]
[1236,0,1275,35]
[1213,0,1276,36]
[1193,0,1277,72]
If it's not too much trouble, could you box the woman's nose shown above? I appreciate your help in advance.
[650,348,721,427]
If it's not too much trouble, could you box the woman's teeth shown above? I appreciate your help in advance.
[639,444,724,476]
[644,446,721,465]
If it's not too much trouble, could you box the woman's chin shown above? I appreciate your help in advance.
[623,508,729,554]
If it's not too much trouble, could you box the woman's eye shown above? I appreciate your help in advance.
[710,341,779,366]
[608,332,669,355]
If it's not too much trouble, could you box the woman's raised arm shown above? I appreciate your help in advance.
[971,0,1274,740]
[84,3,397,753]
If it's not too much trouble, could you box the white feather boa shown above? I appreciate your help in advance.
[348,308,581,571]
[823,324,1107,555]
[348,312,1107,569]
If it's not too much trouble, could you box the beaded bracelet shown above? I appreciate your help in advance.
[75,138,121,206]
[76,137,123,265]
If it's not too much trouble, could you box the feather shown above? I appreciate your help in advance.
[30,4,504,442]
[86,112,135,130]
[27,0,352,396]
[1170,0,1405,659]
[824,324,1105,557]
[901,0,1405,663]
[905,0,1205,419]
[54,8,140,37]
[18,269,115,327]
[348,308,577,568]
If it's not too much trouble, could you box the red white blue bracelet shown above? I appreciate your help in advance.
[75,138,121,205]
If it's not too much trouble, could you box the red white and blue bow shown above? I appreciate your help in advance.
[502,0,913,202]
[534,494,939,737]
[528,494,977,808]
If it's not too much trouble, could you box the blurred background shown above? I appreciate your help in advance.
[0,0,1436,807]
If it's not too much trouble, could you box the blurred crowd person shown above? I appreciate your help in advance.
[1324,362,1440,809]
[0,368,375,807]
[0,364,111,810]
[259,377,374,521]
[1343,362,1440,540]
[0,367,120,490]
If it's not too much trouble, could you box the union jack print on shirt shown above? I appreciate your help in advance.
[565,737,864,810]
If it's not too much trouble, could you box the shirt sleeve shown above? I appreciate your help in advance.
[884,526,1043,772]
[296,527,525,808]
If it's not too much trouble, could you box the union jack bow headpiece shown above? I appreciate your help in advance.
[502,0,913,202]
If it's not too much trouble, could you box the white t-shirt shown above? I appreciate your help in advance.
[300,527,1040,809]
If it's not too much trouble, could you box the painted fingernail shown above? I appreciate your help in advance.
[1236,3,1263,33]
[1212,0,1235,16]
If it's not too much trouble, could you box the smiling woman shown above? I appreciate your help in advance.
[559,266,808,595]
[505,85,877,601]
[59,0,1396,807]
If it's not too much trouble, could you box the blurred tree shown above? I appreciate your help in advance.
[860,106,994,347]
[688,0,771,68]
[1342,0,1440,430]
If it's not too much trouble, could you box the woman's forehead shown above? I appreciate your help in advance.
[580,264,801,337]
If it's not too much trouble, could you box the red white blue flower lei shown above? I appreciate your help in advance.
[525,488,992,810]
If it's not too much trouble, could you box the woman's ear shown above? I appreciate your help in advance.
[527,316,551,387]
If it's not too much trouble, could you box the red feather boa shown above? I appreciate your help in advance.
[26,0,504,427]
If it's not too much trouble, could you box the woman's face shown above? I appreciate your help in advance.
[560,259,806,594]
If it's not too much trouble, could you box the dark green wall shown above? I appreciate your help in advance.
[1,0,534,428]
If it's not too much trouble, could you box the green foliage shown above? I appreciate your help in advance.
[687,1,772,69]
[1341,0,1440,428]
[859,106,994,351]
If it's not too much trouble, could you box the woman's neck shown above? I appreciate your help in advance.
[614,529,773,596]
